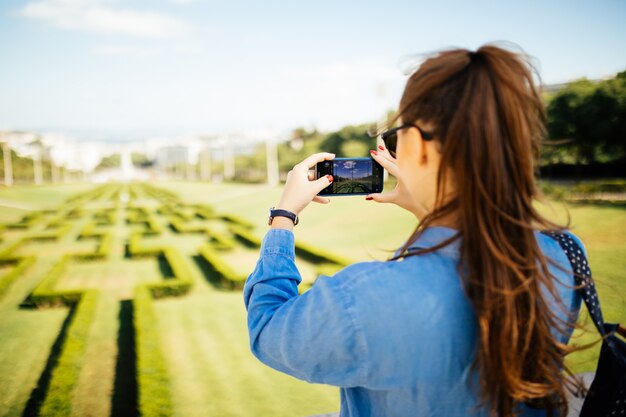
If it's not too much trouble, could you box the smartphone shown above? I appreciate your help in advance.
[316,157,384,196]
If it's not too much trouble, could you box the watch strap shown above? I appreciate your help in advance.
[268,208,299,226]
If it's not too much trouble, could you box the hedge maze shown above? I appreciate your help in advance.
[0,183,349,417]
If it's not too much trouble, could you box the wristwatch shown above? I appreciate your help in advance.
[268,207,299,226]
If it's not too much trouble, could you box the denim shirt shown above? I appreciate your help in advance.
[243,226,583,417]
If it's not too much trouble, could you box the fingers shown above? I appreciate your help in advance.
[313,196,331,204]
[366,188,399,204]
[313,174,333,195]
[370,148,400,177]
[295,152,335,172]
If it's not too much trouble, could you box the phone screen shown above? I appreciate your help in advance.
[317,157,383,196]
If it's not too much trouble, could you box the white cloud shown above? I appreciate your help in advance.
[92,44,159,57]
[265,61,407,130]
[19,0,192,38]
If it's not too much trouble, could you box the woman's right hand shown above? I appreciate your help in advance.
[366,145,418,214]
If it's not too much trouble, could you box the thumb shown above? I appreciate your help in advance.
[313,174,333,194]
[366,189,398,204]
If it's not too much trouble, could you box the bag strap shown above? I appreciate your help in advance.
[540,230,606,336]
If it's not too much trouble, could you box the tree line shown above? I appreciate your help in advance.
[2,70,624,184]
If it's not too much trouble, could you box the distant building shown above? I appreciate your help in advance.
[156,146,189,169]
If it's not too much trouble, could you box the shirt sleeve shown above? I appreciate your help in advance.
[243,228,368,387]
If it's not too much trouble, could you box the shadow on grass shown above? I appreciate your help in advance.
[22,306,76,417]
[124,243,131,259]
[157,255,174,280]
[111,300,138,417]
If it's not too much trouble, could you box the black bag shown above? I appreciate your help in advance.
[542,231,626,417]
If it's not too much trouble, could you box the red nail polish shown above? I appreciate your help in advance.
[378,145,384,151]
[370,150,377,156]
[326,175,333,182]
[365,196,373,200]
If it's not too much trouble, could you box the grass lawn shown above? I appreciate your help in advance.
[0,181,623,417]
[161,180,626,374]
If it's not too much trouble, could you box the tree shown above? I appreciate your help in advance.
[319,124,376,157]
[547,72,626,164]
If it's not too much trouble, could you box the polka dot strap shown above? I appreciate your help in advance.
[541,230,606,336]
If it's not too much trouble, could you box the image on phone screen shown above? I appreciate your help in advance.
[317,157,383,196]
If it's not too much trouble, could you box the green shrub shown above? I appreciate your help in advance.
[74,233,112,261]
[572,182,626,195]
[540,182,567,200]
[8,212,42,229]
[134,285,174,417]
[127,235,194,297]
[79,221,97,238]
[199,245,246,289]
[229,225,262,248]
[128,232,163,257]
[315,263,344,277]
[0,256,35,298]
[169,217,205,234]
[204,227,236,250]
[219,214,254,229]
[193,205,215,219]
[146,248,194,298]
[143,217,163,235]
[65,208,83,219]
[27,224,72,241]
[38,290,99,417]
[29,255,84,307]
[93,209,116,225]
[0,239,26,259]
[295,240,351,266]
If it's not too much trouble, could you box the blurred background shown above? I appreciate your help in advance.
[0,1,625,417]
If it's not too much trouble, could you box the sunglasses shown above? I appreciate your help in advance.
[380,123,434,157]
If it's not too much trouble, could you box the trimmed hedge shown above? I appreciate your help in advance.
[79,222,97,238]
[65,208,83,220]
[169,217,205,234]
[127,234,194,297]
[0,225,69,260]
[28,255,83,307]
[74,233,112,261]
[219,214,254,229]
[193,205,215,220]
[148,249,194,298]
[315,263,344,278]
[0,239,25,259]
[145,217,163,235]
[93,209,116,226]
[28,224,72,241]
[133,285,174,417]
[0,256,35,298]
[204,227,236,251]
[8,212,42,229]
[229,225,262,248]
[38,290,99,417]
[295,240,351,266]
[199,244,246,289]
[128,232,163,257]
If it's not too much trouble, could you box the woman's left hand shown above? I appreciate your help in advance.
[275,152,336,215]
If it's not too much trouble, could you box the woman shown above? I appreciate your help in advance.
[244,44,584,417]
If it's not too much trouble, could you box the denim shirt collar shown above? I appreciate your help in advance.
[396,226,462,258]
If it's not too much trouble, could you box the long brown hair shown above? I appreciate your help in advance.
[389,44,582,417]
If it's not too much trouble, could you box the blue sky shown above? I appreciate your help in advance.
[0,0,625,139]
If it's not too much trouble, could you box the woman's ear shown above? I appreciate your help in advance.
[420,138,428,166]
